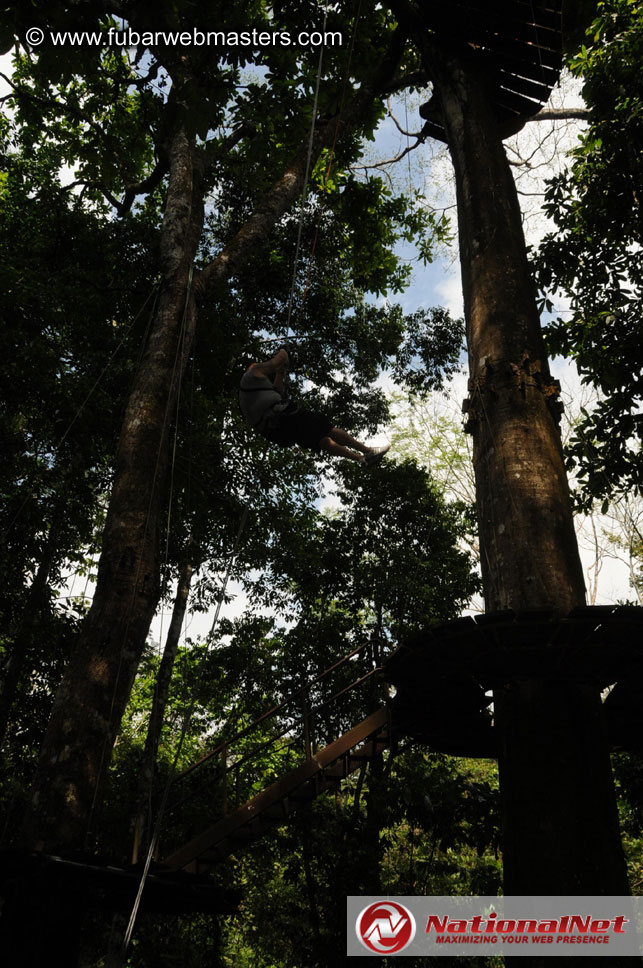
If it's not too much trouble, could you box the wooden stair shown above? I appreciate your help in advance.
[163,707,391,873]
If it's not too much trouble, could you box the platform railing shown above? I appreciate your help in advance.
[156,636,390,854]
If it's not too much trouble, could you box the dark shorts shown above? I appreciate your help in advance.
[260,408,333,452]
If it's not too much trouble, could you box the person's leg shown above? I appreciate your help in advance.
[320,431,391,464]
[329,427,391,464]
[327,427,370,454]
[320,435,364,461]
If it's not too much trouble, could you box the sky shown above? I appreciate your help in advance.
[375,76,637,610]
[1,37,638,657]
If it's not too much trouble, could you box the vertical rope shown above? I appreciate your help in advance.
[284,1,330,341]
[295,0,363,323]
[116,505,251,964]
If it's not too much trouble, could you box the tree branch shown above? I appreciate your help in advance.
[350,136,425,172]
[196,28,408,300]
[0,69,137,181]
[1,67,175,216]
[63,180,122,210]
[101,122,252,225]
[387,97,422,138]
[202,121,254,173]
[529,107,590,122]
[383,69,428,94]
[118,158,168,215]
[0,71,111,148]
[130,58,161,90]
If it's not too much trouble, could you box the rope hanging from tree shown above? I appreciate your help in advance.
[284,1,330,342]
[284,0,363,345]
[114,0,378,948]
[117,504,250,962]
[115,5,349,955]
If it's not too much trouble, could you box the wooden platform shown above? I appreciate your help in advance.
[386,606,643,687]
[386,606,643,756]
[0,847,240,914]
[408,0,564,139]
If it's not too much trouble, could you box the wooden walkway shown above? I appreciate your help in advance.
[160,608,643,875]
[163,707,391,873]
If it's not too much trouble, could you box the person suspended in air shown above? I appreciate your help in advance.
[239,347,391,465]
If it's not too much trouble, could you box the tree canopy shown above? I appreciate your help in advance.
[536,0,643,508]
[1,0,478,920]
[3,0,643,962]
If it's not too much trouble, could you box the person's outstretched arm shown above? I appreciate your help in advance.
[251,348,288,393]
[251,347,288,380]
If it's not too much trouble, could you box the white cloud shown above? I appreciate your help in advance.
[434,270,464,317]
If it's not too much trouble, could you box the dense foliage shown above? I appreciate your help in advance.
[0,3,490,964]
[0,0,460,753]
[536,0,643,508]
[2,0,643,964]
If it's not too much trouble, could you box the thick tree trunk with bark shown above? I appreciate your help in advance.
[23,38,405,856]
[24,127,202,852]
[132,553,194,862]
[422,41,629,896]
[430,58,585,612]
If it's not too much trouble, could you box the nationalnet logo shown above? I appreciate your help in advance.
[347,896,643,958]
[356,901,416,954]
[425,912,628,947]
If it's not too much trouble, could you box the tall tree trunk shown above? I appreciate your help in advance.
[23,127,202,852]
[23,36,404,855]
[421,41,629,895]
[132,553,194,862]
